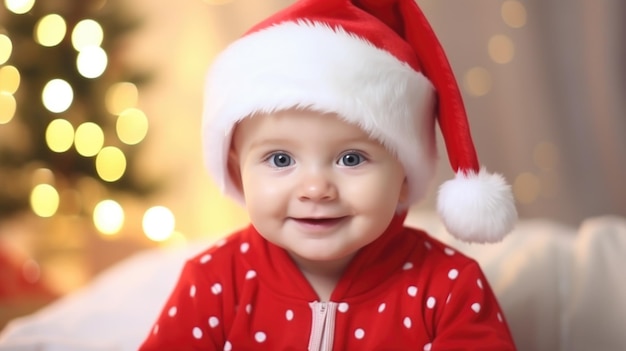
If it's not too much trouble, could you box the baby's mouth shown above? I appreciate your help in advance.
[290,216,348,226]
[298,217,343,224]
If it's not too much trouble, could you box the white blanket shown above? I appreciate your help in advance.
[1,213,625,351]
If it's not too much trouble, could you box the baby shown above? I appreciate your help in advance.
[140,0,518,349]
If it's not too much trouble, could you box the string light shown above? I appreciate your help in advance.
[42,78,73,113]
[0,92,16,124]
[95,146,126,182]
[501,0,527,29]
[533,142,559,171]
[463,67,492,97]
[71,19,104,51]
[31,167,55,187]
[513,172,541,204]
[30,183,60,217]
[105,82,138,115]
[93,199,125,235]
[117,108,149,145]
[0,65,21,93]
[143,206,175,242]
[0,34,12,65]
[4,0,35,15]
[46,119,75,153]
[77,45,107,78]
[34,14,66,47]
[488,34,515,64]
[74,122,104,157]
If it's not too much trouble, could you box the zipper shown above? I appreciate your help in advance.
[308,301,338,351]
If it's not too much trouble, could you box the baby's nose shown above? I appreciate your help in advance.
[297,171,338,202]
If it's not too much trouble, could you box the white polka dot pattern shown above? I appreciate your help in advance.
[407,286,418,297]
[403,316,412,328]
[286,309,294,321]
[448,269,458,280]
[245,270,257,279]
[223,341,232,351]
[378,303,386,313]
[168,306,177,317]
[354,328,365,339]
[426,297,436,309]
[255,331,267,343]
[211,283,222,295]
[424,342,432,351]
[209,316,219,328]
[240,242,250,253]
[338,302,349,313]
[471,303,481,313]
[192,327,202,339]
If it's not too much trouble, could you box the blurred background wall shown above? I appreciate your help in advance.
[0,0,624,328]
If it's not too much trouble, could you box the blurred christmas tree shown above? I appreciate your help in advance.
[0,1,174,319]
[0,0,156,222]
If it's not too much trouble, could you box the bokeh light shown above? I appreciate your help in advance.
[488,34,515,64]
[71,19,104,51]
[77,46,107,78]
[4,0,36,14]
[117,108,148,145]
[93,199,125,235]
[513,172,541,204]
[22,259,41,283]
[0,65,21,93]
[105,82,138,115]
[74,122,104,157]
[0,34,12,65]
[502,0,528,29]
[0,92,16,124]
[95,146,126,182]
[30,183,60,217]
[533,142,559,171]
[31,167,55,187]
[46,119,74,153]
[42,79,73,113]
[34,14,67,47]
[463,67,492,97]
[143,206,175,242]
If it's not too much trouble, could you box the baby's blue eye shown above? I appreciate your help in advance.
[269,153,293,167]
[339,152,364,167]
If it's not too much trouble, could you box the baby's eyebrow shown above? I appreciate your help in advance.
[247,138,297,149]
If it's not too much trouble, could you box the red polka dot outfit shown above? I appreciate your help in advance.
[139,216,516,350]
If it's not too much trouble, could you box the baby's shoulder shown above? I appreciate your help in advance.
[186,227,250,271]
[402,226,480,274]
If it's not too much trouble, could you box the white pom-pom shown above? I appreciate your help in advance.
[437,167,517,243]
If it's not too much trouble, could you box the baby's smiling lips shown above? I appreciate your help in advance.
[289,216,348,230]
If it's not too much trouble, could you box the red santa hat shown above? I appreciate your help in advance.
[202,0,517,243]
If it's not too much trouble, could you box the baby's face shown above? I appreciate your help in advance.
[229,109,407,266]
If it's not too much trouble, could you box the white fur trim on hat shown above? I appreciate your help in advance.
[202,20,437,208]
[436,167,517,243]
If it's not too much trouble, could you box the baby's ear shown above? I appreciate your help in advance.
[227,148,243,192]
